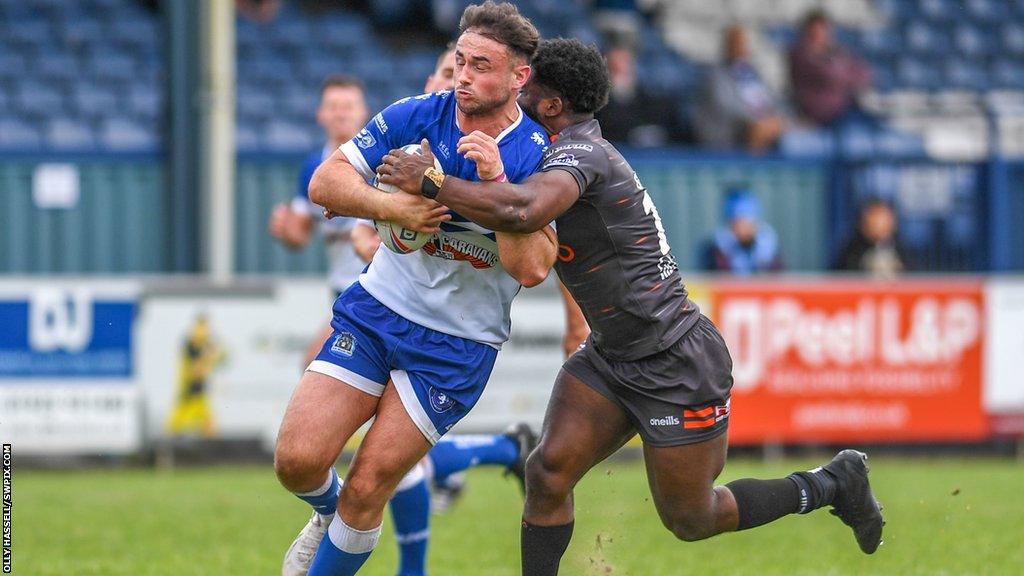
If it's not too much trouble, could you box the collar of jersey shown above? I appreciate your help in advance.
[454,103,524,144]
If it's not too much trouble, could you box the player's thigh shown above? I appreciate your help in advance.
[642,432,729,527]
[342,382,433,498]
[276,369,380,467]
[533,369,636,484]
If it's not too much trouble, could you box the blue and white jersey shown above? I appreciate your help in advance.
[339,91,549,347]
[292,144,366,292]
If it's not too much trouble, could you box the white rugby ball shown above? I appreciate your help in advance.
[373,144,443,254]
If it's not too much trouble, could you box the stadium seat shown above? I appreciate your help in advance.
[955,25,994,58]
[904,22,949,56]
[0,119,44,150]
[238,91,278,122]
[991,60,1024,90]
[87,50,138,82]
[1002,24,1024,56]
[73,82,119,119]
[872,0,914,21]
[125,85,162,121]
[4,18,52,48]
[945,59,990,92]
[47,118,97,150]
[873,128,925,158]
[779,128,835,158]
[13,81,64,118]
[263,120,315,152]
[36,52,79,82]
[898,58,943,90]
[859,28,901,57]
[0,52,28,82]
[61,17,106,47]
[964,0,1008,23]
[235,123,262,153]
[99,118,158,152]
[919,0,957,22]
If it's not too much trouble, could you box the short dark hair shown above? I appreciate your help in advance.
[459,1,540,63]
[801,9,830,31]
[320,75,365,97]
[531,38,610,115]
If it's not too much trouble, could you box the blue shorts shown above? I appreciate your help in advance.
[308,282,499,443]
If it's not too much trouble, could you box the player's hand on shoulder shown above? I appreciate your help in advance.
[457,130,504,181]
[378,139,436,195]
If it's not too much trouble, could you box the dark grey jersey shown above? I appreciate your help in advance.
[543,120,699,361]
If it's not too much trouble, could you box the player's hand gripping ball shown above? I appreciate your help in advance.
[373,143,443,254]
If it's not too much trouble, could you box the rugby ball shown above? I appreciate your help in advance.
[373,144,442,254]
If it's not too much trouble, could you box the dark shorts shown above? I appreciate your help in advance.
[562,314,734,447]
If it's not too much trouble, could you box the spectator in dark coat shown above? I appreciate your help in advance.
[704,188,784,275]
[834,199,912,276]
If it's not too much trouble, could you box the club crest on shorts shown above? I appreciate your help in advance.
[330,332,356,357]
[428,386,455,413]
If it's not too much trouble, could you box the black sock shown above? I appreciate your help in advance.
[725,478,802,531]
[787,467,837,514]
[521,520,574,576]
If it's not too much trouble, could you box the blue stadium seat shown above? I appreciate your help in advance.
[47,118,97,150]
[991,60,1024,89]
[919,0,958,22]
[281,88,319,122]
[73,82,119,119]
[4,18,52,47]
[36,52,79,82]
[859,28,901,57]
[779,129,835,158]
[125,85,162,121]
[0,52,28,82]
[98,118,158,152]
[954,25,994,58]
[839,125,875,160]
[264,120,315,152]
[945,59,990,91]
[13,81,64,118]
[964,0,1008,23]
[238,90,278,122]
[269,20,315,51]
[235,124,261,153]
[898,58,943,90]
[61,17,105,47]
[87,50,138,82]
[1002,24,1024,56]
[904,22,949,56]
[106,17,159,50]
[0,119,44,150]
[874,129,925,157]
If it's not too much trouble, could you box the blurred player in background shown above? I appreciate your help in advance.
[167,314,226,437]
[379,38,885,575]
[269,75,377,367]
[274,3,553,575]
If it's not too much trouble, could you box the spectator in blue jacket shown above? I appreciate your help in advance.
[703,188,784,274]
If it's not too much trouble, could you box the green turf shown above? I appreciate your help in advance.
[11,457,1023,575]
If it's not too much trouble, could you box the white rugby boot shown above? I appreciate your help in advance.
[282,511,332,576]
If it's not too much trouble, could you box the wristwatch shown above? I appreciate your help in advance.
[421,167,446,199]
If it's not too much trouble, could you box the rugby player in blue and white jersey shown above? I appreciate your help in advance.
[273,3,552,575]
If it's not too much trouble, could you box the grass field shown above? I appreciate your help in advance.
[12,456,1023,575]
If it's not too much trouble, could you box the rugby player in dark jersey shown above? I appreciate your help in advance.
[378,39,884,575]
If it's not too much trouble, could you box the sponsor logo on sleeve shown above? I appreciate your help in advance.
[543,153,579,169]
[373,113,388,134]
[355,129,376,150]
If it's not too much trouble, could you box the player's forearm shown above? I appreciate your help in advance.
[309,156,391,221]
[497,227,557,288]
[437,178,549,234]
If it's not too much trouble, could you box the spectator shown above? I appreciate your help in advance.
[694,26,786,152]
[703,188,783,275]
[834,199,911,276]
[788,10,871,126]
[595,46,690,147]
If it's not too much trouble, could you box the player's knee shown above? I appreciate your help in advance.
[525,445,575,499]
[273,443,327,491]
[663,512,715,542]
[341,463,399,510]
